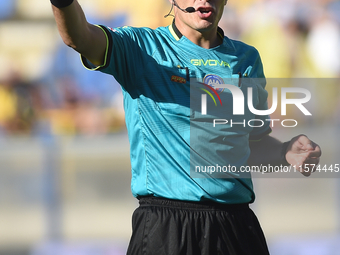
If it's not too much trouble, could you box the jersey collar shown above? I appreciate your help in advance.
[169,19,225,42]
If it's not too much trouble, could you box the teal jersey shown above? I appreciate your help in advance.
[81,22,271,204]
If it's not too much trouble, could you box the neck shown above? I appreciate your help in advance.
[173,20,223,49]
[191,29,221,49]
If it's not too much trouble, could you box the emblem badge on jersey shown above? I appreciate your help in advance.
[171,75,186,84]
[203,74,224,93]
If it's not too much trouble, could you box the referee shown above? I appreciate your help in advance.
[49,0,322,254]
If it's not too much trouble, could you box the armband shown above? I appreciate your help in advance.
[50,0,74,8]
[281,141,290,166]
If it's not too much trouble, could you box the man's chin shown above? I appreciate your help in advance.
[197,19,214,27]
[195,22,216,33]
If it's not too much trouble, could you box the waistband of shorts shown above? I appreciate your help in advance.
[138,196,249,211]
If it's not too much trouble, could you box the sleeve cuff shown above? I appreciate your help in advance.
[80,25,112,71]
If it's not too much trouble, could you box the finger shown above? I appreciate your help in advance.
[304,145,322,159]
[299,138,315,151]
[289,135,311,152]
[312,144,321,156]
[303,157,320,166]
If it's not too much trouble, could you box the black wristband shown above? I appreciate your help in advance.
[281,141,291,166]
[50,0,74,8]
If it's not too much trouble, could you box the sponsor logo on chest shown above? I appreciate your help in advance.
[191,59,230,68]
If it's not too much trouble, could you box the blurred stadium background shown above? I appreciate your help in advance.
[0,0,340,254]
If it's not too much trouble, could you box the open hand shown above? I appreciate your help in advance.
[285,135,321,176]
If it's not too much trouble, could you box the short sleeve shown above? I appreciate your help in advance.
[80,25,148,91]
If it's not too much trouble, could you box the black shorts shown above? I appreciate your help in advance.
[127,196,270,255]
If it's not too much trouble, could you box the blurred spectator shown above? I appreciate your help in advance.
[45,76,80,135]
[0,71,40,135]
[1,0,339,137]
[48,14,127,108]
[40,13,129,136]
[0,76,17,134]
[43,75,126,136]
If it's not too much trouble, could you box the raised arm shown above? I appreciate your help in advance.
[51,0,107,66]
